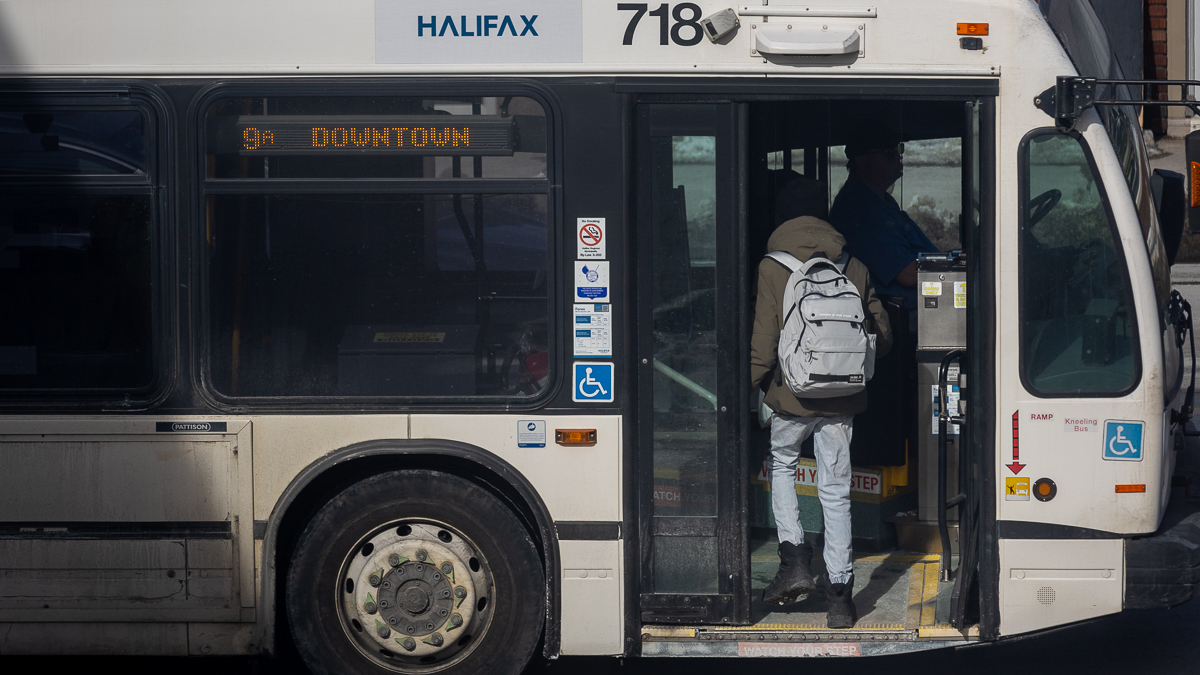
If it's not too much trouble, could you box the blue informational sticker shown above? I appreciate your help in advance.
[573,362,614,403]
[517,420,546,448]
[1103,420,1143,461]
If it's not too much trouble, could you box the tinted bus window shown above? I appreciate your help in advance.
[1020,131,1137,395]
[201,93,553,402]
[0,192,153,390]
[0,110,146,175]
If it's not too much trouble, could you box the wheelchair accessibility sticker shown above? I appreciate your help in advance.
[573,362,613,403]
[1103,420,1143,461]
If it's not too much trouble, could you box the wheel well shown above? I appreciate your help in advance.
[268,447,556,665]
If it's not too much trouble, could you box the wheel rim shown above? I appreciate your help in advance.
[337,521,495,671]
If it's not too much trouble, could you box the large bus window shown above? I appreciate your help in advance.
[201,92,553,402]
[0,104,156,395]
[1020,131,1138,395]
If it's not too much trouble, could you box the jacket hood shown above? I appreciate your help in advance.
[766,216,846,262]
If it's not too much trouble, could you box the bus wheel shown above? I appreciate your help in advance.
[286,470,545,675]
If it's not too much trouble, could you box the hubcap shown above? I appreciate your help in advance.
[338,522,493,670]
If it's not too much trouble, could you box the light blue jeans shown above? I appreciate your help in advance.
[769,412,854,585]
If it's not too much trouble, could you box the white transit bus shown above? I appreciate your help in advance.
[1,0,1199,672]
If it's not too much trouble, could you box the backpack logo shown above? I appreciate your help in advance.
[766,251,876,399]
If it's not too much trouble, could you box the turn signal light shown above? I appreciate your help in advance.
[556,429,597,445]
[957,23,989,36]
[1191,161,1200,208]
[1115,484,1146,493]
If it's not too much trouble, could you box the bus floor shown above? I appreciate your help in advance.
[747,537,957,632]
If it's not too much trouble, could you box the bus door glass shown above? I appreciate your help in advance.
[636,103,747,624]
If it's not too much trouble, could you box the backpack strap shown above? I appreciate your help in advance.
[765,251,802,273]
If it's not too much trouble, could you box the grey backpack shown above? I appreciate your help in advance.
[766,251,876,399]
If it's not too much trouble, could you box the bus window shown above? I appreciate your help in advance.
[1020,130,1138,395]
[0,110,146,175]
[0,107,155,393]
[201,93,553,402]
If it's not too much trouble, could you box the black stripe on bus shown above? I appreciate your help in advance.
[557,521,621,541]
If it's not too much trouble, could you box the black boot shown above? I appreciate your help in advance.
[762,541,816,605]
[825,573,857,629]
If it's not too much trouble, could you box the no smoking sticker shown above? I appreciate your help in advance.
[577,218,606,259]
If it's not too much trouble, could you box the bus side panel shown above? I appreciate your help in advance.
[998,539,1122,636]
[0,420,253,624]
[409,414,623,655]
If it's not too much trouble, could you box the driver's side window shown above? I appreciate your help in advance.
[1019,130,1138,396]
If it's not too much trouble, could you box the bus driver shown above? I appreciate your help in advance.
[829,128,939,318]
[751,176,893,628]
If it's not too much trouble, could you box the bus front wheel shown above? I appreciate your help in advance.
[286,469,545,675]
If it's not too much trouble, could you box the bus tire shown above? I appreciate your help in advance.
[286,469,545,675]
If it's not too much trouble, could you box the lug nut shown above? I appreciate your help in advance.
[441,562,453,575]
[368,573,381,587]
[423,632,443,647]
[377,625,391,639]
[388,616,398,625]
[364,601,377,614]
[388,553,402,567]
[455,587,466,598]
[449,613,463,628]
[416,549,428,562]
[401,637,416,651]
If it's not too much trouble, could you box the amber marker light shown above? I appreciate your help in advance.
[1191,161,1200,208]
[1115,484,1147,493]
[556,429,597,445]
[957,23,989,36]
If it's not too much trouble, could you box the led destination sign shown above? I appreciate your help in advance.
[222,115,515,156]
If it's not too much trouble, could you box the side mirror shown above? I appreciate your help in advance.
[1153,168,1186,265]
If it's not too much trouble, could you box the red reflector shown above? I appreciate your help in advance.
[555,429,597,445]
[957,23,989,36]
[1191,161,1200,208]
[1115,484,1146,493]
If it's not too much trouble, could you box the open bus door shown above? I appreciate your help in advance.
[634,101,751,625]
[633,91,998,640]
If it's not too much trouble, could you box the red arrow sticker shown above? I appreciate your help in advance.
[1008,410,1025,474]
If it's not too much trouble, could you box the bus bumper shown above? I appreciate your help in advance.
[1126,494,1200,609]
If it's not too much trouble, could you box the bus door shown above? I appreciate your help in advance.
[635,102,750,624]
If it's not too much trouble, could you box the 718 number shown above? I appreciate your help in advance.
[618,3,703,46]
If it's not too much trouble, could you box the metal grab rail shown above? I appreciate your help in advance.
[937,349,967,582]
[653,358,718,410]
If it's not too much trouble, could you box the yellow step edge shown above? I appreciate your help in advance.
[920,562,939,627]
[750,553,940,563]
[641,626,696,638]
[918,624,980,639]
[713,623,907,632]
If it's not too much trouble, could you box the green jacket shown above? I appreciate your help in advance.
[750,216,893,417]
